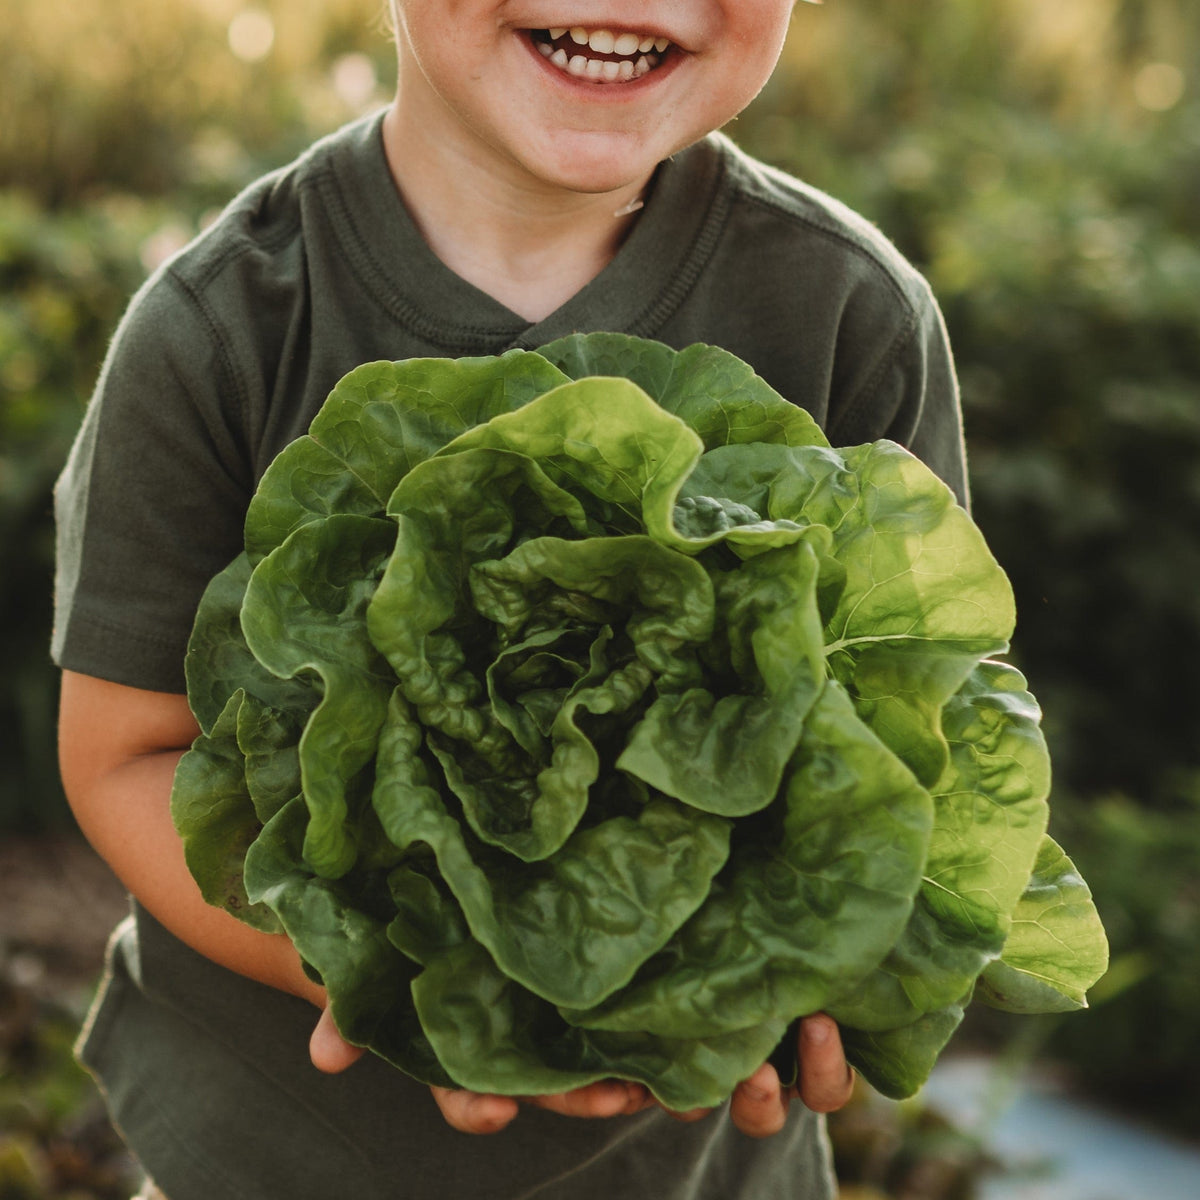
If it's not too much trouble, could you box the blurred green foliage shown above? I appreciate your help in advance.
[0,196,156,829]
[1043,785,1200,1134]
[1,0,1197,1146]
[0,951,138,1199]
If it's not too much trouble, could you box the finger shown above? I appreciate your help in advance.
[308,1005,366,1074]
[621,1084,660,1115]
[796,1014,855,1114]
[521,1079,646,1118]
[430,1086,521,1134]
[662,1105,715,1124]
[730,1062,789,1138]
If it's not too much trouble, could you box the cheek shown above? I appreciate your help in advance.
[717,2,794,90]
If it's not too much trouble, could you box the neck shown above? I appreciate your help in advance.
[381,101,651,323]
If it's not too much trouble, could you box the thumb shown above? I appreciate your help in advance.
[309,1003,366,1074]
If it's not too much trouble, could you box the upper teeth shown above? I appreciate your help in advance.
[551,27,671,55]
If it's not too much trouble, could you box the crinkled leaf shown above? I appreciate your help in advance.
[367,448,596,858]
[243,514,396,878]
[617,541,826,816]
[470,535,714,690]
[235,692,311,823]
[183,552,314,734]
[245,436,382,564]
[978,836,1109,1013]
[412,939,787,1110]
[171,690,281,933]
[372,692,731,1008]
[829,662,1051,1034]
[566,681,931,1037]
[244,797,454,1086]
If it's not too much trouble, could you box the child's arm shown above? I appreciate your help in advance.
[58,671,325,1007]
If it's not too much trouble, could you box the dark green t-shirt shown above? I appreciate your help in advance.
[54,112,966,1200]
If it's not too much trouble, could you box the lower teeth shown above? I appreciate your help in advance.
[534,33,660,81]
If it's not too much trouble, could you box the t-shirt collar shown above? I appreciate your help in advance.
[324,111,727,354]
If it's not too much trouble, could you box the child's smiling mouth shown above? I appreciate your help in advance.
[528,27,674,83]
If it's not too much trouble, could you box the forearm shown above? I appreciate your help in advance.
[59,672,322,1008]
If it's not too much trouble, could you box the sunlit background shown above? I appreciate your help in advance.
[1,2,1198,1197]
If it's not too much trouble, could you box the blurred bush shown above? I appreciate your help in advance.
[1,0,396,207]
[1043,783,1200,1134]
[1,0,1198,1144]
[0,196,157,829]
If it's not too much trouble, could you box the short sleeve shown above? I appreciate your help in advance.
[827,279,969,509]
[53,270,253,693]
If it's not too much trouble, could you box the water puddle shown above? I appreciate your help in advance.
[922,1054,1200,1200]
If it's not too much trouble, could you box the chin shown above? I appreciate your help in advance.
[519,129,679,196]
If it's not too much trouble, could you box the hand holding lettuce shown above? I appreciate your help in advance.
[172,333,1107,1107]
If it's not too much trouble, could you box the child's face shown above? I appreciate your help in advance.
[389,2,797,195]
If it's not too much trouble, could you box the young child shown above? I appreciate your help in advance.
[55,3,967,1197]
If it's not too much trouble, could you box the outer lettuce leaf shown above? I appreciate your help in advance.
[170,690,282,933]
[977,836,1109,1013]
[242,514,396,878]
[412,938,788,1111]
[536,332,829,452]
[830,661,1051,1045]
[243,796,454,1087]
[244,352,571,561]
[840,990,973,1101]
[810,442,1016,787]
[183,552,315,735]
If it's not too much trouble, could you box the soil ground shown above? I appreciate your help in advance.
[0,833,128,1004]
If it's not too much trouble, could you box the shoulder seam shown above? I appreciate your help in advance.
[732,187,920,319]
[163,266,251,443]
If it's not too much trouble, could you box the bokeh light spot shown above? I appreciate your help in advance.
[331,53,379,110]
[1133,62,1185,112]
[228,8,276,63]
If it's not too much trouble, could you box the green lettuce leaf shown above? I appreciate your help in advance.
[412,938,788,1111]
[829,661,1052,1044]
[371,691,731,1009]
[977,835,1109,1013]
[170,689,281,933]
[562,680,932,1038]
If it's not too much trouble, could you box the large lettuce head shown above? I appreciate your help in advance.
[173,334,1108,1106]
